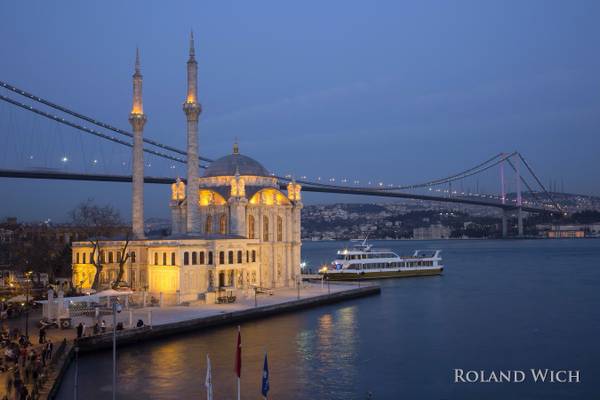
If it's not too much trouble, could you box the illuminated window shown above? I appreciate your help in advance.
[184,252,189,265]
[205,215,213,234]
[219,214,227,234]
[252,250,256,262]
[130,252,136,263]
[237,250,242,264]
[109,252,114,263]
[192,252,197,265]
[100,251,105,263]
[117,252,122,263]
[200,251,205,264]
[263,216,269,242]
[248,215,255,239]
[228,251,234,264]
[162,253,167,265]
[277,216,283,242]
[219,251,225,265]
[83,253,87,264]
[171,252,176,265]
[208,251,213,265]
[246,250,249,263]
[76,253,80,264]
[154,253,158,265]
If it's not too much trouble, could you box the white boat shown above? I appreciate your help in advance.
[319,240,444,280]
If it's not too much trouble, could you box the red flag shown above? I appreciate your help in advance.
[235,326,242,378]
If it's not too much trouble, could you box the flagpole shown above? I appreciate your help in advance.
[235,325,241,400]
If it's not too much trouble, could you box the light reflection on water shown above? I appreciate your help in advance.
[56,239,600,399]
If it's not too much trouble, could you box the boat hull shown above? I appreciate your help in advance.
[322,268,443,281]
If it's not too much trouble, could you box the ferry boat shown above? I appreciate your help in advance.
[319,240,444,280]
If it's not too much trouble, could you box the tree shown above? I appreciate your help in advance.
[70,199,129,291]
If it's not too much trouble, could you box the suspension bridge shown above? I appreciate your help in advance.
[0,79,566,237]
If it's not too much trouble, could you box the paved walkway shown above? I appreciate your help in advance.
[143,282,360,326]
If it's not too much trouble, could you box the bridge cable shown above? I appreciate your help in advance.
[0,80,214,164]
[517,153,563,212]
[0,94,204,167]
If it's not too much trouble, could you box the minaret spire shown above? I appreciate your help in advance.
[183,32,202,234]
[189,30,195,58]
[129,48,147,239]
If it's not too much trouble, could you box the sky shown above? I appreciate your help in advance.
[1,0,599,222]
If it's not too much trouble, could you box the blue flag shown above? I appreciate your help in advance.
[261,352,270,398]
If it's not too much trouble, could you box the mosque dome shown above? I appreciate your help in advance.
[203,143,270,178]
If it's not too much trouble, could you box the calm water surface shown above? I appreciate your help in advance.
[57,239,600,399]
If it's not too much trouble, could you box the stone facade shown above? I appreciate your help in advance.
[71,35,302,302]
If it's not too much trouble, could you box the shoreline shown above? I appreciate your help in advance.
[46,284,380,398]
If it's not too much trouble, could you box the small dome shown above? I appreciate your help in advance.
[203,148,270,178]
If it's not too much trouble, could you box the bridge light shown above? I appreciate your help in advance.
[92,159,98,164]
[61,156,68,163]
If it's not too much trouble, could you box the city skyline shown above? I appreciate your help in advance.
[2,0,600,221]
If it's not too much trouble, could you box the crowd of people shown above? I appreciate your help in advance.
[0,326,54,400]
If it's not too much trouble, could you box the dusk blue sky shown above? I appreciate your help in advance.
[1,1,599,222]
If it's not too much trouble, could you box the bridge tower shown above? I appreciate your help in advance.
[183,31,202,234]
[129,48,147,239]
[500,157,508,238]
[515,154,524,237]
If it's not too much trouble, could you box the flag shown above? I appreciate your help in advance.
[205,354,213,400]
[235,326,242,378]
[261,352,270,399]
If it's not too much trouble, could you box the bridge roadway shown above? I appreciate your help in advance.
[0,168,555,214]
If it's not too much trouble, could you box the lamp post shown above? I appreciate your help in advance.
[112,300,122,400]
[74,346,79,400]
[25,271,31,340]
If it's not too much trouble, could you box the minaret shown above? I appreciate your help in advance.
[129,48,147,239]
[183,31,202,234]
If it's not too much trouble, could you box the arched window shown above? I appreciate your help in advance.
[154,253,158,265]
[219,251,225,265]
[76,253,80,264]
[248,215,255,239]
[252,250,256,262]
[162,253,167,265]
[100,251,105,263]
[82,253,87,264]
[237,250,243,263]
[219,214,227,234]
[200,251,205,264]
[263,216,269,242]
[130,252,136,263]
[228,251,234,264]
[171,252,176,265]
[246,250,249,263]
[277,216,283,242]
[117,252,122,263]
[205,215,213,234]
[109,252,114,263]
[192,252,197,265]
[208,251,213,265]
[184,252,189,265]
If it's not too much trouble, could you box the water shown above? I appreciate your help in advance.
[57,239,600,399]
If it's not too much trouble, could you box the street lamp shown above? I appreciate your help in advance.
[112,300,122,400]
[25,271,32,340]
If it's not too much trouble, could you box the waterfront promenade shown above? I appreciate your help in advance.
[0,282,378,399]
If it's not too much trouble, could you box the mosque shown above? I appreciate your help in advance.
[71,34,303,302]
